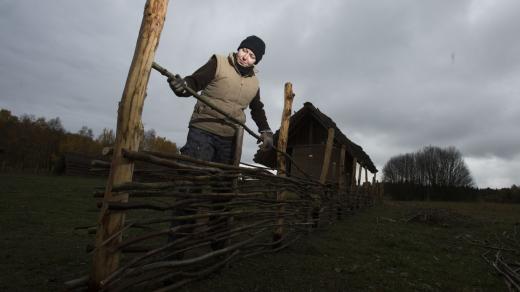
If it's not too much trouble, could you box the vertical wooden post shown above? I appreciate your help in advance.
[274,82,294,242]
[372,173,377,199]
[349,158,357,209]
[357,164,362,186]
[338,145,347,192]
[320,128,335,184]
[337,145,346,219]
[89,0,169,289]
[365,168,368,184]
[350,158,357,190]
[317,128,334,225]
[357,165,363,207]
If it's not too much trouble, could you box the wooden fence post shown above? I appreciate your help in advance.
[274,82,294,242]
[316,128,334,225]
[337,144,346,219]
[320,128,335,184]
[350,158,357,192]
[357,165,362,187]
[89,0,169,289]
[339,145,347,193]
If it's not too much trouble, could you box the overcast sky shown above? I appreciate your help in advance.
[1,0,519,188]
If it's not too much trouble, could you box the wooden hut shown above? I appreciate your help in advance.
[254,102,377,185]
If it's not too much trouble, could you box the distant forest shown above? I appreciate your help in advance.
[382,146,520,203]
[0,108,178,173]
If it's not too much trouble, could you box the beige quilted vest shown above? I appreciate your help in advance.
[189,53,260,137]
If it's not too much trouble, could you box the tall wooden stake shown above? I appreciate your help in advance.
[337,144,347,219]
[319,128,335,184]
[89,0,169,289]
[274,82,294,242]
[357,164,362,186]
[350,158,357,191]
[318,128,334,225]
[338,145,347,192]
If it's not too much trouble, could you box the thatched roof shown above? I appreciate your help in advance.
[253,102,378,173]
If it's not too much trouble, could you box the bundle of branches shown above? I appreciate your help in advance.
[67,149,363,291]
[466,224,520,291]
[402,208,472,227]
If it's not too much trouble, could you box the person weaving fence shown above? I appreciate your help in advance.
[165,35,274,251]
[167,35,273,163]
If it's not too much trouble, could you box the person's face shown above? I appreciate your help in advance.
[236,47,256,67]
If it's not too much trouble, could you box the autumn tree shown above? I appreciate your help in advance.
[139,128,177,153]
[0,108,178,173]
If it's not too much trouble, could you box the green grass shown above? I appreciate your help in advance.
[1,174,519,291]
[0,173,104,291]
[186,201,520,291]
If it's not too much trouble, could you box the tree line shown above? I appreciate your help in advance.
[383,145,474,187]
[0,108,178,173]
[382,145,476,201]
[382,145,519,203]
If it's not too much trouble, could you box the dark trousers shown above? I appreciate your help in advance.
[180,127,235,165]
[169,127,235,250]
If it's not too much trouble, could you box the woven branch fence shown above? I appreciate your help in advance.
[66,149,379,291]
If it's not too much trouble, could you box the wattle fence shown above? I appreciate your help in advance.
[66,149,380,291]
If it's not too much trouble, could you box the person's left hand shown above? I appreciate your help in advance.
[258,130,273,151]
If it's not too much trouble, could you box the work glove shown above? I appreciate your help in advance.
[258,130,274,151]
[167,74,188,96]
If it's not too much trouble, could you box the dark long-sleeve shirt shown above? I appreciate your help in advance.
[180,56,271,132]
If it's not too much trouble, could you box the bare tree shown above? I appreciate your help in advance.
[96,128,115,147]
[383,145,474,187]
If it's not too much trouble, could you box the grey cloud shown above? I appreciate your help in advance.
[1,0,518,188]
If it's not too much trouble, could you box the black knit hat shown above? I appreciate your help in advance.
[237,35,265,64]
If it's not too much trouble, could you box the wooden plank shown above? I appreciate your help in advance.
[339,145,346,191]
[350,157,357,190]
[357,164,362,186]
[337,144,347,219]
[319,128,335,184]
[274,82,295,242]
[89,0,169,289]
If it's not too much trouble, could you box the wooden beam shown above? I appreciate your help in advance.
[274,82,295,242]
[337,144,347,219]
[276,82,294,177]
[319,128,335,184]
[89,0,169,289]
[350,157,357,189]
[339,145,346,192]
[365,167,368,184]
[357,164,362,186]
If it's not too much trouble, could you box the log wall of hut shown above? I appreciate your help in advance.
[254,102,376,185]
[281,115,356,184]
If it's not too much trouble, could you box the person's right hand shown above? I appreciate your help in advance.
[167,74,187,96]
[258,130,274,151]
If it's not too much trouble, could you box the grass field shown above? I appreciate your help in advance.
[1,173,519,291]
[0,173,102,291]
